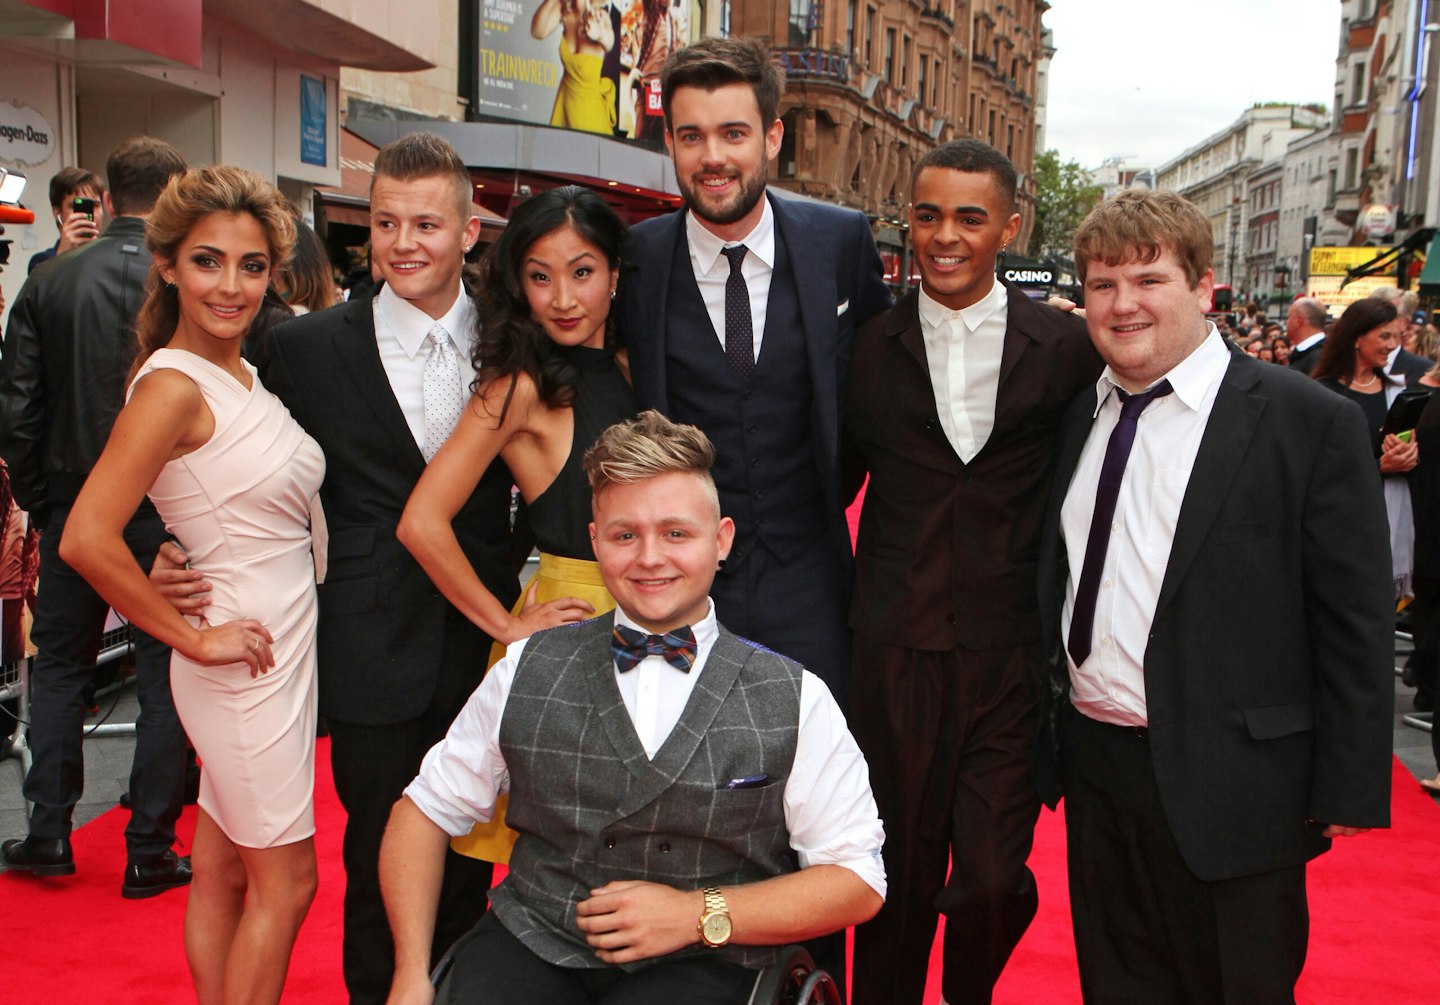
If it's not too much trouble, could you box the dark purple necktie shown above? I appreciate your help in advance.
[611,624,697,673]
[720,244,754,378]
[1066,380,1174,668]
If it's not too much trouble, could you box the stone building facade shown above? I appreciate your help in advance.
[731,0,1049,249]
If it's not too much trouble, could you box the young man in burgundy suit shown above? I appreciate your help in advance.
[844,140,1102,1004]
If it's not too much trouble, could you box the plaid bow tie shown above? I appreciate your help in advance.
[611,624,697,673]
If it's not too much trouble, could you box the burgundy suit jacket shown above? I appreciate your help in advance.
[844,284,1102,652]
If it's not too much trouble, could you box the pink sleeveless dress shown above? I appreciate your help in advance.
[130,348,325,848]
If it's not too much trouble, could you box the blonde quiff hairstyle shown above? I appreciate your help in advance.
[132,166,296,374]
[583,410,721,516]
[1073,189,1213,288]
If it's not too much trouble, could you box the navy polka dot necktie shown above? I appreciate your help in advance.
[721,244,754,378]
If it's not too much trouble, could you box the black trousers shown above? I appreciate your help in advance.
[446,911,757,1005]
[1060,706,1309,1005]
[1408,575,1440,770]
[850,637,1043,1005]
[24,504,186,861]
[328,607,495,1005]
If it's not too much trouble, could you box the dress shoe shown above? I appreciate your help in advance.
[0,836,76,876]
[122,850,192,900]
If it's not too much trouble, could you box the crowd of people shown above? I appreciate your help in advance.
[0,31,1415,1005]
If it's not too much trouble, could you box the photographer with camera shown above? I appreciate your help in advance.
[27,166,105,275]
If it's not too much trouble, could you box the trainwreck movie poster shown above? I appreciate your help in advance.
[477,0,693,140]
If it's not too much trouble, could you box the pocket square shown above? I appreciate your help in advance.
[836,299,850,316]
[722,773,770,790]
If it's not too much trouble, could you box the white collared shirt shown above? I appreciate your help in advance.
[1294,331,1325,354]
[685,198,776,361]
[373,283,479,453]
[917,279,1009,464]
[404,599,887,897]
[1059,326,1230,726]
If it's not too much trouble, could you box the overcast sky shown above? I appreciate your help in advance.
[1043,0,1342,171]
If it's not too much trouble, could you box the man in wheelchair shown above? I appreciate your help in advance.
[379,411,885,1004]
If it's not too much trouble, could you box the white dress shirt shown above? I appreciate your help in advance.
[1059,326,1230,726]
[917,279,1009,463]
[1293,331,1325,355]
[685,198,776,362]
[405,600,887,898]
[373,283,479,452]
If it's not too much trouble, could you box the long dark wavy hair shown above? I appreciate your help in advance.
[1312,297,1400,387]
[471,185,628,423]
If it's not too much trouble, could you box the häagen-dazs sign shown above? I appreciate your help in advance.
[0,101,56,166]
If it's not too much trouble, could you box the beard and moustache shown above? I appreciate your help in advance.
[676,164,768,228]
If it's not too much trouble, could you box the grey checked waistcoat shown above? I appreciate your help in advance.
[490,612,802,971]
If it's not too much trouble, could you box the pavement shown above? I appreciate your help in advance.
[2,636,1438,862]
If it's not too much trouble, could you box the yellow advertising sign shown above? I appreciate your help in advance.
[1305,274,1398,310]
[1309,246,1394,276]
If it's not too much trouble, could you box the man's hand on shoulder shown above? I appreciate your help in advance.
[1320,824,1371,839]
[575,880,703,964]
[1046,295,1086,319]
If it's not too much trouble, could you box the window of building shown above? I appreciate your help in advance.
[919,54,929,105]
[886,27,896,82]
[1351,61,1366,105]
[902,35,911,88]
[720,0,731,36]
[865,7,875,65]
[789,0,810,46]
[1345,147,1359,189]
[847,0,857,56]
[988,108,997,143]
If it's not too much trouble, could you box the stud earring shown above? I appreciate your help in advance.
[610,289,618,301]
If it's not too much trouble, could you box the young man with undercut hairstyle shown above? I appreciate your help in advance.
[380,410,885,1005]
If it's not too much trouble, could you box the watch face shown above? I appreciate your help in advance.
[702,912,732,945]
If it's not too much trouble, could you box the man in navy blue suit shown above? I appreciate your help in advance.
[616,35,890,710]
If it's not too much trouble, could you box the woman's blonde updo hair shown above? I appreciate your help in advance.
[132,165,297,372]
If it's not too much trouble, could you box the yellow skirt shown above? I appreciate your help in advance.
[451,552,615,863]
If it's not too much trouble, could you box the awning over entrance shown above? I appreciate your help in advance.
[1420,235,1440,289]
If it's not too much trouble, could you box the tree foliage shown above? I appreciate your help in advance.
[1029,149,1104,260]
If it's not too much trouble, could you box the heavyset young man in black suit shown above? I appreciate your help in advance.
[1039,189,1393,1003]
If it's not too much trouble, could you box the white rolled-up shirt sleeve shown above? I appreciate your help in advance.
[403,638,524,837]
[783,671,887,900]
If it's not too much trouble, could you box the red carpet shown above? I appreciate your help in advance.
[2,746,1437,1002]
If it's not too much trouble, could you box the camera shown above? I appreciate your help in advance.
[71,196,97,221]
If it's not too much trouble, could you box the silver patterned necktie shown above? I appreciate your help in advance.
[421,323,464,462]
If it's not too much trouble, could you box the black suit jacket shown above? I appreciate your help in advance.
[1288,337,1323,375]
[262,290,517,725]
[617,192,891,563]
[844,286,1101,650]
[1037,347,1394,881]
[1391,347,1432,385]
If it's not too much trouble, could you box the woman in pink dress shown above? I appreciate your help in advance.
[62,166,322,1005]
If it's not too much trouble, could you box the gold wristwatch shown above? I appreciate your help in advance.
[697,886,732,948]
